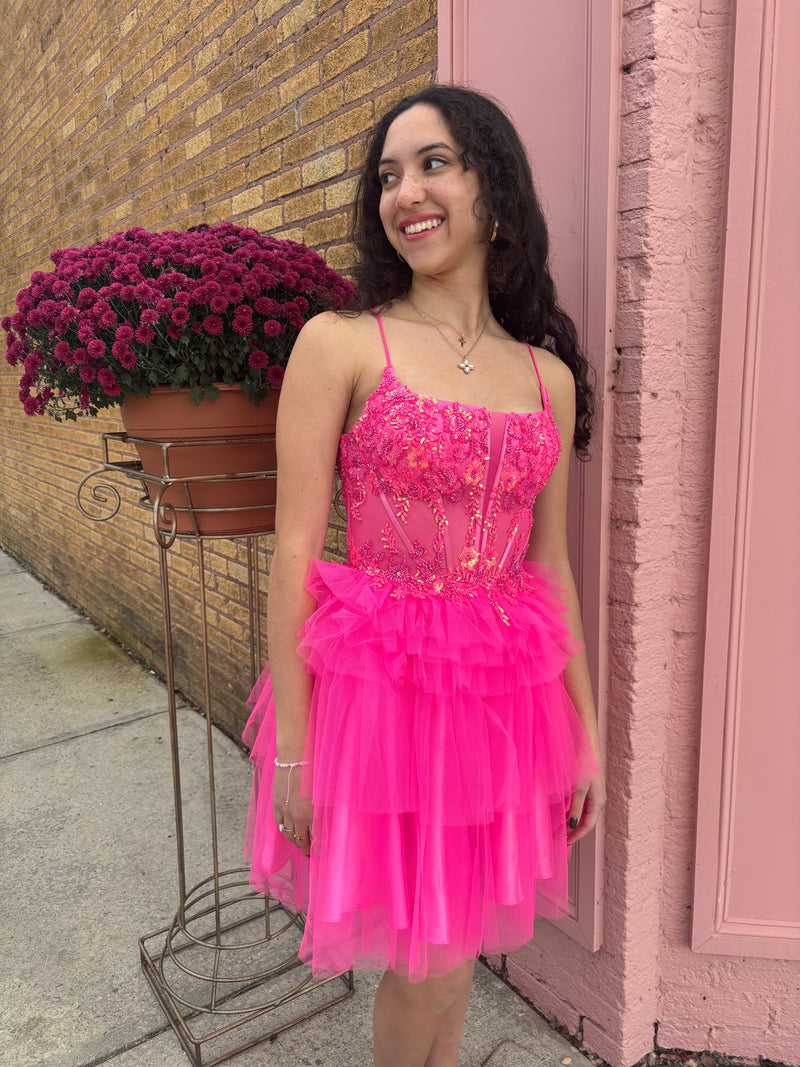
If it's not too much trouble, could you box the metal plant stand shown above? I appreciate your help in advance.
[77,431,353,1067]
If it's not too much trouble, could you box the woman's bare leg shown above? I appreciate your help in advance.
[373,959,475,1067]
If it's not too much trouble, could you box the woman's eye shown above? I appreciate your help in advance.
[379,171,398,187]
[424,157,446,171]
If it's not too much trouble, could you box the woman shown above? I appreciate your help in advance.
[243,85,605,1067]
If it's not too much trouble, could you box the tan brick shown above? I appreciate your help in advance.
[146,81,168,110]
[263,167,302,201]
[344,53,397,103]
[188,179,215,206]
[372,0,431,52]
[223,72,255,109]
[195,39,221,73]
[232,186,264,216]
[304,214,348,247]
[248,204,283,231]
[255,0,285,24]
[166,59,194,95]
[324,242,359,272]
[242,88,280,129]
[324,101,374,146]
[400,27,437,75]
[126,100,146,126]
[348,140,367,170]
[221,9,255,53]
[321,29,368,81]
[215,161,247,196]
[120,10,138,36]
[196,94,223,125]
[185,128,212,158]
[259,110,297,149]
[170,113,196,141]
[302,150,346,187]
[256,43,296,88]
[200,145,229,179]
[279,62,319,107]
[299,83,343,127]
[175,22,203,64]
[213,109,243,143]
[240,25,277,70]
[202,0,234,38]
[204,198,233,224]
[276,0,316,44]
[374,72,433,116]
[248,145,281,182]
[325,175,360,211]
[284,126,325,165]
[208,55,237,92]
[343,0,391,33]
[228,128,260,164]
[270,226,304,242]
[154,44,177,81]
[296,13,342,63]
[284,189,325,224]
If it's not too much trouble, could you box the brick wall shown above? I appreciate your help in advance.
[0,0,436,733]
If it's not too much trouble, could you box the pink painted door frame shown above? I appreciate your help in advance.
[439,0,620,951]
[692,0,800,960]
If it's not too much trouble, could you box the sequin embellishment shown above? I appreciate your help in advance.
[339,364,561,618]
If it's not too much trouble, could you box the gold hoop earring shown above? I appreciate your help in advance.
[490,219,499,243]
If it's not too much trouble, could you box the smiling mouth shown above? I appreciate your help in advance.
[401,219,443,235]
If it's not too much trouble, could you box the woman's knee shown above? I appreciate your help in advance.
[385,960,475,1016]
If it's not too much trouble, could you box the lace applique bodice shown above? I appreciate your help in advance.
[338,355,561,618]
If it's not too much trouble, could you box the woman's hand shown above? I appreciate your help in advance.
[566,770,606,846]
[273,763,314,857]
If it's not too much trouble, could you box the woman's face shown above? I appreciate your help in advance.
[377,104,490,280]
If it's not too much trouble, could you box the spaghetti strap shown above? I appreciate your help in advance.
[526,344,550,411]
[372,310,393,368]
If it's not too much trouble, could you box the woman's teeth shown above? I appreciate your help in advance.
[403,219,442,235]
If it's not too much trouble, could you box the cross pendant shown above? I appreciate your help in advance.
[458,356,475,374]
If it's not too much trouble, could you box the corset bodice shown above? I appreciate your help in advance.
[338,361,561,614]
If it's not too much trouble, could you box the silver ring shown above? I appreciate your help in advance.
[278,823,289,833]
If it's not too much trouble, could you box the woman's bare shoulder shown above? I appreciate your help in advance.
[531,347,576,406]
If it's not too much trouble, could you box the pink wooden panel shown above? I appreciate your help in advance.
[440,1,619,951]
[693,0,800,958]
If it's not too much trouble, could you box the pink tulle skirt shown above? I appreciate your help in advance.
[243,558,598,983]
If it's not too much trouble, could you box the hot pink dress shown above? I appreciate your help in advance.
[243,313,598,982]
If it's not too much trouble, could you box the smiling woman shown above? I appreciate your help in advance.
[241,85,604,1067]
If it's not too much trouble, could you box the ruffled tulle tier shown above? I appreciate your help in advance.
[243,558,598,983]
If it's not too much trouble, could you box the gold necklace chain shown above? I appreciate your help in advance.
[407,299,492,375]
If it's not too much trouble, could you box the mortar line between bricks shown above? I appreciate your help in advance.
[0,704,186,762]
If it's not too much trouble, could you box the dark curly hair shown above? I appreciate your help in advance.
[351,84,594,457]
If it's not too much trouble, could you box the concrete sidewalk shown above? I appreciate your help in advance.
[0,547,592,1067]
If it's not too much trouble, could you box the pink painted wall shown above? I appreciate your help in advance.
[440,1,800,1064]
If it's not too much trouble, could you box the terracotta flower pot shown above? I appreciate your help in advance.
[120,384,279,537]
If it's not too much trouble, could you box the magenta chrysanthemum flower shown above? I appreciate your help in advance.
[267,366,284,385]
[171,307,190,327]
[202,314,223,336]
[262,319,283,337]
[87,339,106,358]
[135,325,156,344]
[248,350,269,370]
[96,367,121,395]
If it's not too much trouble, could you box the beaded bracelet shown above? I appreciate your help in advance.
[274,757,312,805]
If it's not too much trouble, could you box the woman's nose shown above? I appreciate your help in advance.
[396,172,423,207]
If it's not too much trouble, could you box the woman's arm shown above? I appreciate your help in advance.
[266,313,360,848]
[526,352,605,844]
